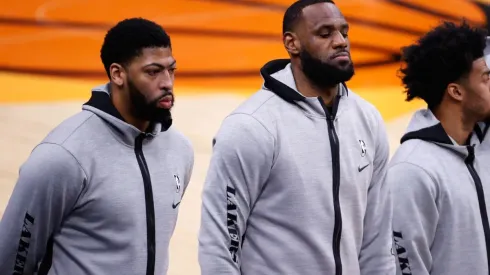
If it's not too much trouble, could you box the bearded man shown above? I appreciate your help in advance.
[0,17,194,275]
[197,1,395,275]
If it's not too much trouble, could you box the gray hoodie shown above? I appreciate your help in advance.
[0,84,194,275]
[198,59,395,275]
[389,109,490,275]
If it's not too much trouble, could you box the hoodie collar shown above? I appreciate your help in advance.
[471,121,488,144]
[401,108,475,158]
[260,59,348,118]
[82,83,172,147]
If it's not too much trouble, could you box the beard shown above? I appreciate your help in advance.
[299,48,355,89]
[127,78,173,125]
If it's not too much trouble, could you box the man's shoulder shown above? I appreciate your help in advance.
[231,88,278,116]
[41,110,96,146]
[221,88,281,135]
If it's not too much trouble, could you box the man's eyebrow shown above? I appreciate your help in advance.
[314,22,349,30]
[143,60,177,69]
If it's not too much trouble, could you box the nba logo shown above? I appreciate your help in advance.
[359,140,367,157]
[174,175,181,193]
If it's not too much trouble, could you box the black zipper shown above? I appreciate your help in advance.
[465,145,490,274]
[318,96,342,275]
[135,133,156,275]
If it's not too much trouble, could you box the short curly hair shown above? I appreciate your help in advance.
[399,20,488,109]
[100,17,171,79]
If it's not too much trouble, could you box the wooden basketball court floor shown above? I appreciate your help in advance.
[0,0,488,274]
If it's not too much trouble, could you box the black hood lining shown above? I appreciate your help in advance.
[482,122,490,141]
[401,122,479,145]
[474,124,485,143]
[83,91,172,132]
[401,123,453,145]
[260,59,348,103]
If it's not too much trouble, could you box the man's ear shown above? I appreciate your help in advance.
[284,32,301,56]
[109,63,125,86]
[447,82,464,102]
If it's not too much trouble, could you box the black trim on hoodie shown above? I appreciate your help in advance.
[482,122,490,142]
[83,90,171,275]
[260,59,305,103]
[260,58,346,275]
[465,145,490,275]
[37,235,54,274]
[400,122,490,273]
[474,125,484,143]
[400,123,453,145]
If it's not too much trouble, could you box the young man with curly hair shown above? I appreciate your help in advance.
[0,18,194,275]
[389,21,490,275]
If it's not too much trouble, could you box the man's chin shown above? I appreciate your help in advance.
[331,59,353,70]
[333,70,355,83]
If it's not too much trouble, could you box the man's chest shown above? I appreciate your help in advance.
[72,149,185,231]
[267,117,375,201]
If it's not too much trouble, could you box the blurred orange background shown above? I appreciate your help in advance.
[1,0,488,120]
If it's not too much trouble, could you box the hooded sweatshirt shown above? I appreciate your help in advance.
[389,109,490,275]
[198,59,395,275]
[0,84,194,275]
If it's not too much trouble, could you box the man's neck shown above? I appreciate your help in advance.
[291,64,338,106]
[433,104,474,145]
[110,85,150,132]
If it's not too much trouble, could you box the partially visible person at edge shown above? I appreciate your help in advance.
[388,21,490,275]
[0,17,194,275]
[198,0,395,274]
[471,34,490,273]
[474,37,490,144]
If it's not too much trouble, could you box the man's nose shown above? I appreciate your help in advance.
[331,31,348,49]
[159,70,174,90]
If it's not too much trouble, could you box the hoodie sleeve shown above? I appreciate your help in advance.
[359,114,396,275]
[198,113,274,275]
[388,162,438,275]
[182,141,195,196]
[0,143,86,274]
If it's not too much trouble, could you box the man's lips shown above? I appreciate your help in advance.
[331,51,350,61]
[158,94,173,109]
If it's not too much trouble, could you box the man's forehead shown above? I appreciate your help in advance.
[134,47,175,66]
[301,2,346,28]
[470,57,490,76]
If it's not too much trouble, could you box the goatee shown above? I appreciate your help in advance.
[299,49,355,89]
[127,79,172,125]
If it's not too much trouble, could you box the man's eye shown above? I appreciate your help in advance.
[147,70,159,76]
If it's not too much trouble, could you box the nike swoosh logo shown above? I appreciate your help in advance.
[358,164,369,172]
[172,202,181,209]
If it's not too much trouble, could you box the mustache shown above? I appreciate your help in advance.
[330,50,350,59]
[156,90,173,100]
[151,91,175,107]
